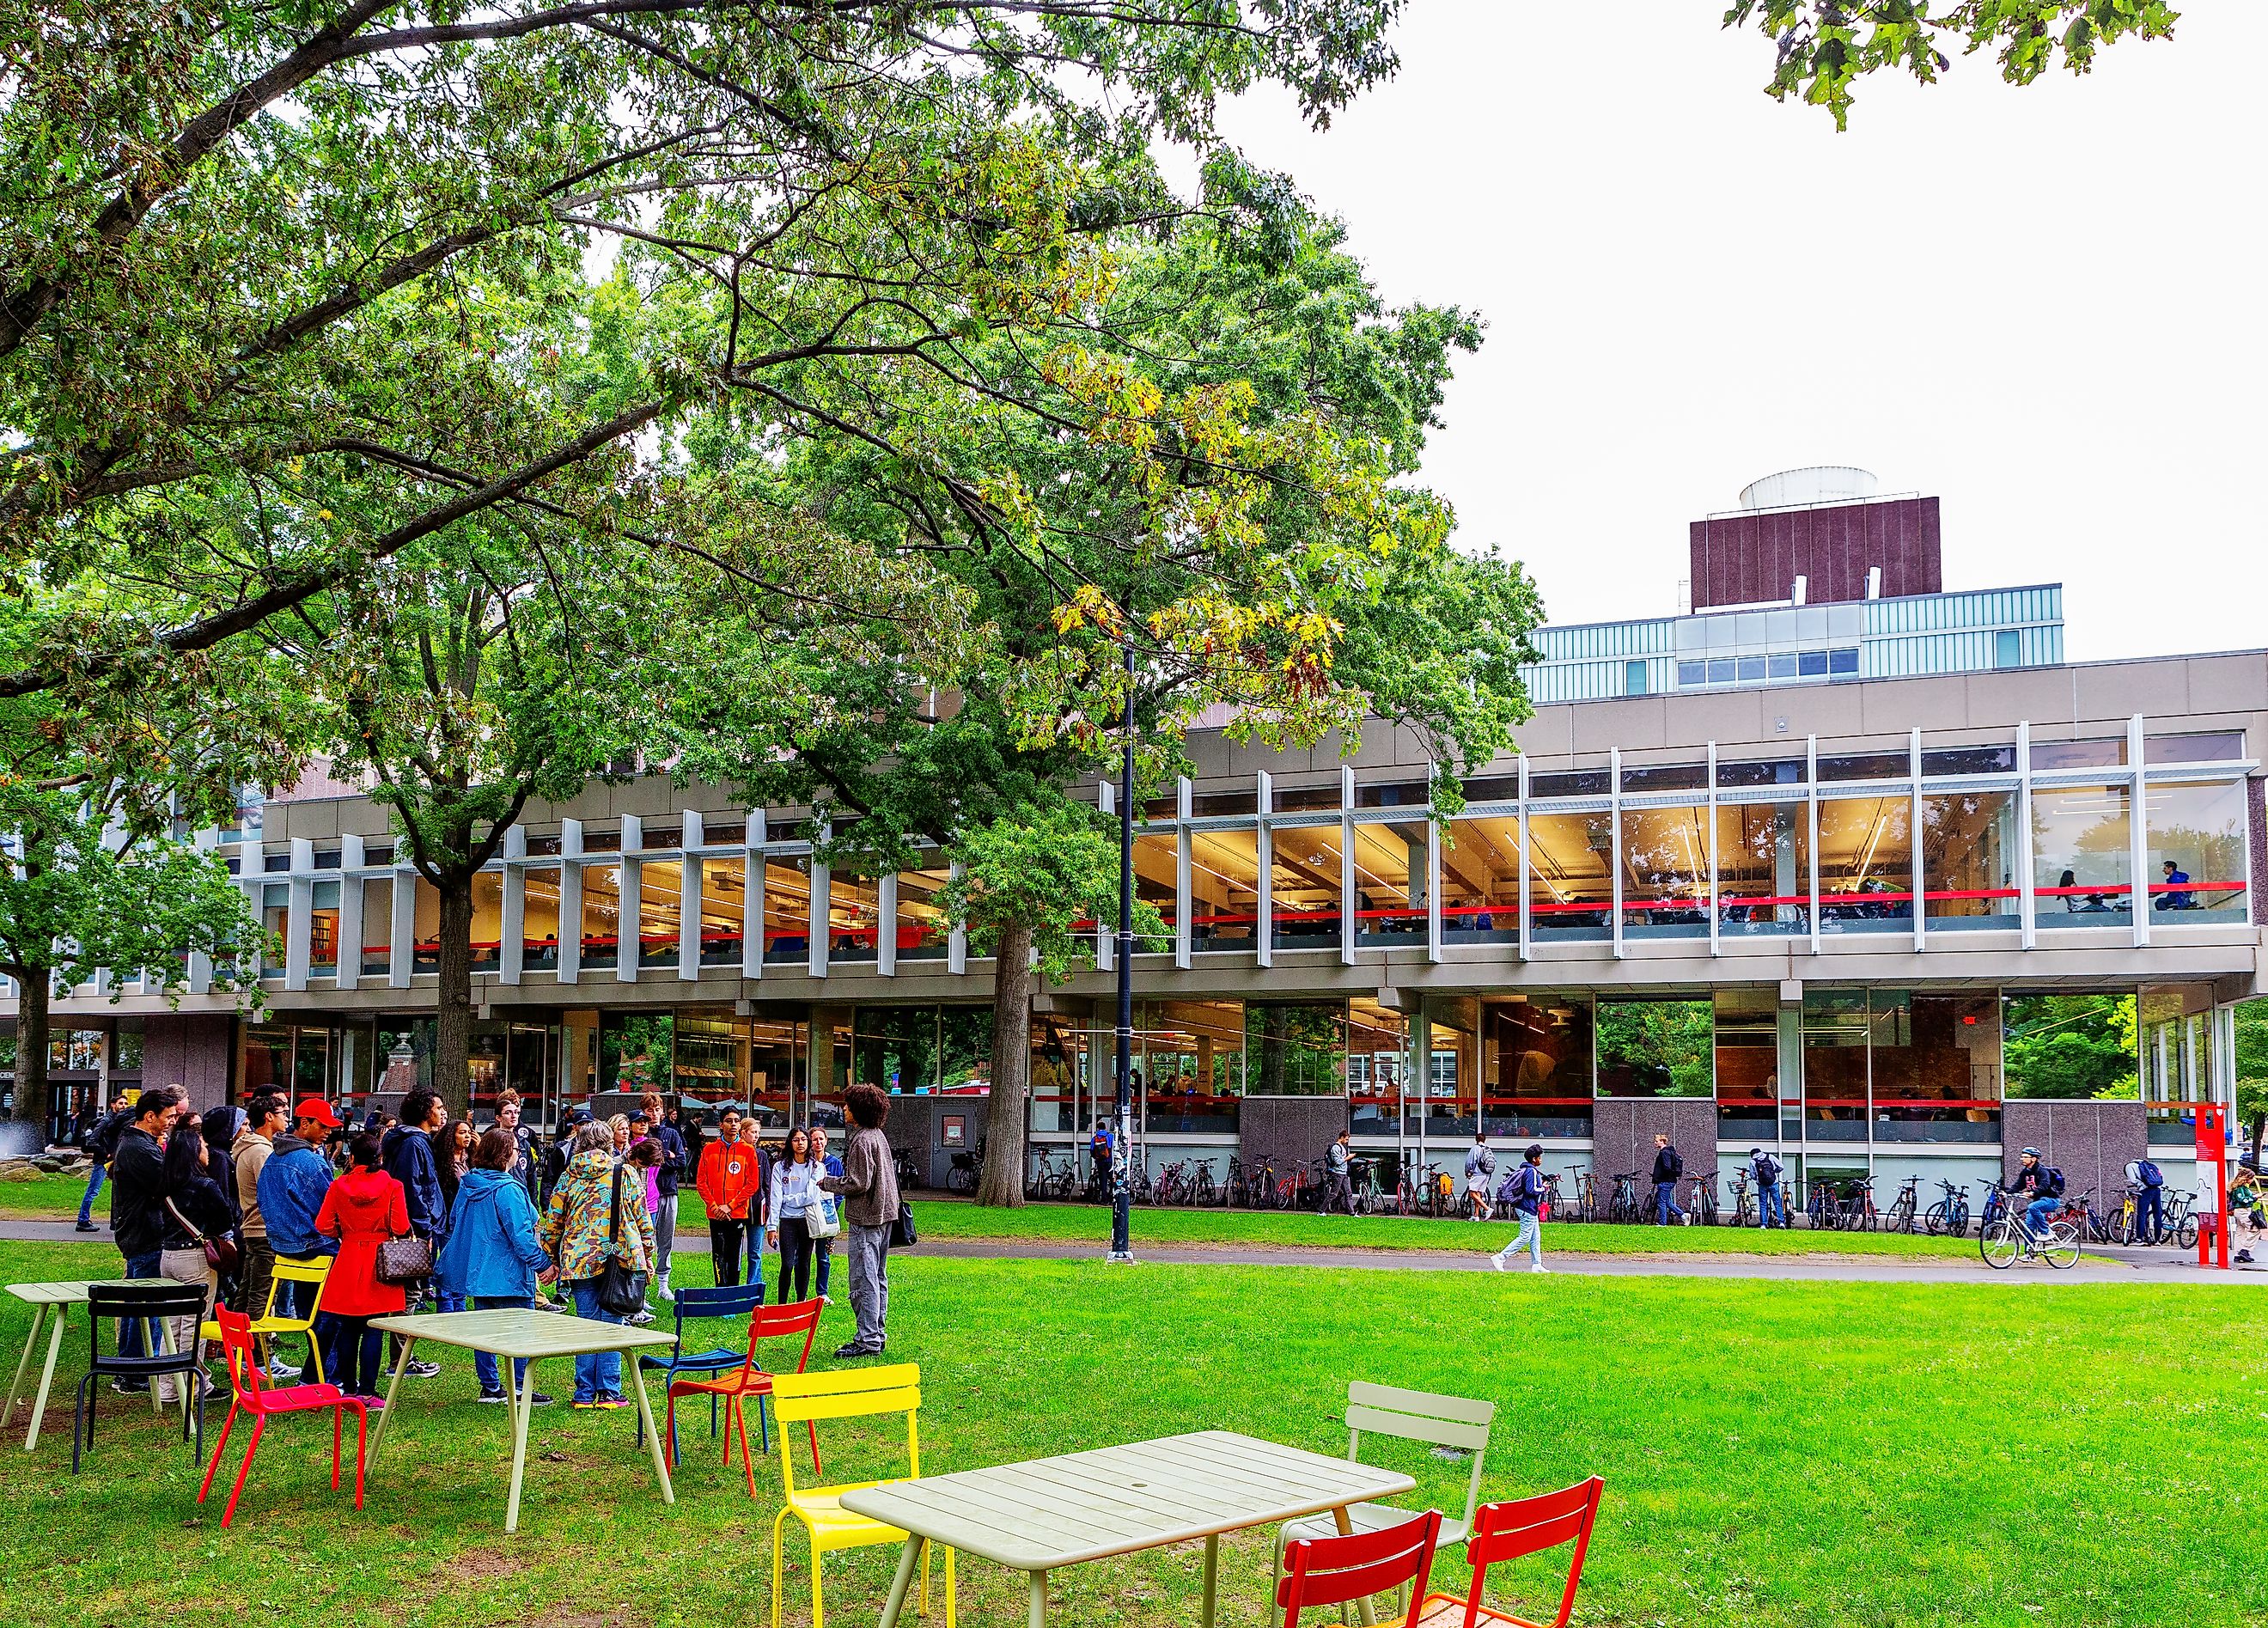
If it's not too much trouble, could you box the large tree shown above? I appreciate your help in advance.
[668,189,1544,1205]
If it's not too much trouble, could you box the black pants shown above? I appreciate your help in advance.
[331,1314,382,1396]
[709,1219,747,1287]
[1090,1149,1111,1198]
[776,1216,814,1302]
[1322,1173,1355,1215]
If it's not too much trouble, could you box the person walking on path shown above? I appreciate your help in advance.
[540,1121,655,1409]
[1463,1134,1497,1222]
[695,1107,763,1289]
[436,1127,557,1406]
[155,1119,235,1403]
[1491,1144,1550,1272]
[1320,1130,1357,1216]
[106,1086,181,1389]
[1748,1146,1785,1230]
[314,1132,414,1405]
[1651,1133,1686,1226]
[76,1091,138,1232]
[640,1093,687,1301]
[819,1083,899,1359]
[808,1125,844,1302]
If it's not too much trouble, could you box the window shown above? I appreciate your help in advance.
[1349,820,1430,946]
[1921,791,2017,925]
[1800,989,1868,1143]
[1718,758,1805,788]
[1523,810,1612,942]
[1618,806,1708,938]
[2031,787,2131,924]
[1595,1001,1712,1097]
[1817,796,1912,931]
[1356,779,1429,808]
[260,884,289,979]
[1994,629,2020,668]
[1767,652,1797,680]
[2003,992,2136,1099]
[361,876,393,976]
[521,868,561,970]
[636,860,681,969]
[898,854,952,961]
[1736,655,1766,681]
[1620,764,1707,793]
[1245,1002,1344,1095]
[1132,831,1178,953]
[1624,659,1649,696]
[828,869,881,963]
[1677,660,1706,687]
[1270,826,1341,951]
[1819,751,1907,783]
[2032,738,2125,769]
[1716,800,1810,935]
[1827,648,1859,676]
[1797,650,1828,678]
[1706,658,1735,684]
[1481,998,1592,1138]
[1188,828,1260,952]
[2145,732,2244,765]
[1273,784,1341,813]
[2146,780,2247,920]
[1713,991,1780,1142]
[1440,816,1520,942]
[762,857,814,964]
[470,869,504,971]
[698,857,747,966]
[309,881,340,976]
[1141,999,1244,1133]
[1922,747,2015,776]
[1869,993,1999,1142]
[579,864,620,967]
[1529,770,1610,797]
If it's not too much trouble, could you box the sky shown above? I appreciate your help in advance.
[1189,3,2267,662]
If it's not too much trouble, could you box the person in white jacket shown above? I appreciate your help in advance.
[764,1126,833,1304]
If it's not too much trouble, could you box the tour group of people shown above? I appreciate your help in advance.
[76,1077,907,1413]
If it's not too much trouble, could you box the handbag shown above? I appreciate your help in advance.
[164,1196,241,1277]
[807,1188,842,1241]
[594,1166,649,1317]
[887,1202,918,1250]
[375,1231,434,1285]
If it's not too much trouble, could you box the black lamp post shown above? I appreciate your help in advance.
[1109,637,1136,1262]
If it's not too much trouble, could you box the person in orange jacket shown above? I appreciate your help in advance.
[694,1107,765,1289]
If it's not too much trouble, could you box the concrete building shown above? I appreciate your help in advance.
[12,477,2263,1216]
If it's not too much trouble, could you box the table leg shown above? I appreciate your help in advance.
[504,1356,537,1533]
[1332,1506,1377,1628]
[875,1535,924,1628]
[1028,1569,1047,1628]
[22,1306,67,1450]
[624,1348,674,1507]
[364,1337,417,1466]
[1201,1533,1220,1628]
[3,1303,47,1427]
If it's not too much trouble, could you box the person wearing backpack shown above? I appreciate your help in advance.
[1651,1133,1686,1226]
[2128,1155,2165,1244]
[1748,1146,1785,1229]
[1491,1145,1550,1273]
[1462,1134,1497,1222]
[75,1093,138,1233]
[2009,1147,2064,1245]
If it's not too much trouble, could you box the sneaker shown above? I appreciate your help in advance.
[354,1393,386,1412]
[1531,1264,1551,1274]
[571,1397,600,1410]
[819,1295,833,1306]
[655,1276,674,1302]
[594,1393,630,1410]
[109,1379,149,1396]
[832,1342,875,1359]
[75,1221,99,1233]
[625,1309,655,1327]
[1490,1254,1506,1271]
[476,1389,510,1405]
[406,1359,442,1379]
[265,1360,302,1381]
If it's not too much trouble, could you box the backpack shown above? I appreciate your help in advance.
[2135,1159,2163,1189]
[1661,1147,1684,1180]
[2042,1165,2065,1198]
[1472,1147,1497,1177]
[1753,1153,1782,1187]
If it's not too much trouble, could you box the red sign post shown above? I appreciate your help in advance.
[2195,1103,2231,1270]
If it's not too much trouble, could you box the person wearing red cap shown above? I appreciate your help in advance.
[256,1095,343,1376]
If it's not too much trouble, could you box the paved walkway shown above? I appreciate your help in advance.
[9,1215,2259,1284]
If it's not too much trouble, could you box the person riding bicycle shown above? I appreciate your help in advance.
[2009,1147,2064,1244]
[1463,1134,1497,1223]
[1747,1146,1784,1229]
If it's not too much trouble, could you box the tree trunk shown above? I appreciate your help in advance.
[433,870,475,1116]
[7,970,49,1129]
[973,917,1036,1207]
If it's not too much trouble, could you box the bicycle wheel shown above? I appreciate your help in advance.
[1980,1217,2022,1270]
[1924,1201,1946,1237]
[2042,1220,2082,1270]
[1194,1169,1217,1207]
[2176,1214,2199,1248]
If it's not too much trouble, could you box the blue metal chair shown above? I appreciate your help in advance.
[636,1283,770,1461]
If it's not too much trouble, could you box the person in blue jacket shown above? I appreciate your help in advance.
[436,1127,557,1405]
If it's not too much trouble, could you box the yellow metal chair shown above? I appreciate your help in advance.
[768,1365,955,1628]
[202,1256,333,1384]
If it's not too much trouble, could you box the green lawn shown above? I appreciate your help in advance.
[0,1235,2256,1628]
[0,1169,84,1218]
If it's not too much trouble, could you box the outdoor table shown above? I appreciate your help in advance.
[841,1429,1419,1628]
[366,1308,680,1533]
[3,1277,174,1450]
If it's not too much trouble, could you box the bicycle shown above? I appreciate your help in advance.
[1155,1159,1195,1206]
[1923,1180,1970,1238]
[2162,1188,2200,1249]
[1981,1185,2081,1270]
[1539,1172,1564,1223]
[1730,1173,1755,1228]
[1190,1162,1219,1208]
[1349,1157,1386,1216]
[1607,1170,1646,1226]
[1805,1178,1841,1232]
[1561,1168,1593,1224]
[1026,1149,1078,1201]
[1687,1171,1720,1225]
[1883,1175,1920,1235]
[944,1137,984,1196]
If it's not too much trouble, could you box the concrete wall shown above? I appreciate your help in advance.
[140,1015,234,1103]
[2001,1100,2147,1208]
[1240,1095,1348,1175]
[1592,1097,1718,1206]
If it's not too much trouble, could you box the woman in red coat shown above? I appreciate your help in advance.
[315,1131,413,1404]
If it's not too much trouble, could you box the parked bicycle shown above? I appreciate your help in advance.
[1026,1148,1079,1201]
[1923,1179,1970,1238]
[1607,1170,1646,1225]
[1882,1175,1921,1235]
[1687,1171,1721,1225]
[945,1137,985,1196]
[1730,1172,1755,1228]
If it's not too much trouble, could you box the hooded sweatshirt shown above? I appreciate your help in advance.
[540,1147,655,1283]
[436,1168,552,1301]
[257,1132,338,1257]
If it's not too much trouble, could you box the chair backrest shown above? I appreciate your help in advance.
[266,1254,332,1320]
[88,1283,206,1358]
[1277,1509,1442,1627]
[1458,1477,1606,1628]
[669,1283,770,1351]
[735,1298,823,1383]
[767,1364,922,1497]
[1345,1381,1497,1524]
[213,1307,270,1410]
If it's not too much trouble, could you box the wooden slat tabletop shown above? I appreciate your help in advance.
[840,1430,1418,1570]
[369,1308,680,1360]
[7,1278,171,1306]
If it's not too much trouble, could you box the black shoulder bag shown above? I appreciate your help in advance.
[594,1165,649,1316]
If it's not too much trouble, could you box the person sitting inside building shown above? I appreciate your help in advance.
[2155,860,2193,911]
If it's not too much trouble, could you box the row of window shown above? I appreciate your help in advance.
[1670,648,1860,689]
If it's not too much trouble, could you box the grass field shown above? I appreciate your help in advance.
[0,1170,85,1218]
[0,1235,2256,1628]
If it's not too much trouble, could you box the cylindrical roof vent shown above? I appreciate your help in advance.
[1738,466,1878,510]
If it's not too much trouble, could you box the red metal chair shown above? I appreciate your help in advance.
[1277,1509,1442,1628]
[197,1306,369,1528]
[664,1297,823,1496]
[1414,1477,1605,1628]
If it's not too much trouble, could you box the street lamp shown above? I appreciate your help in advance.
[1109,636,1136,1262]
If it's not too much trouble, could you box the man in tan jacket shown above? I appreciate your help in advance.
[232,1093,296,1376]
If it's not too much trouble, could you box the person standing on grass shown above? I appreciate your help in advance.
[105,1085,181,1389]
[314,1132,413,1406]
[808,1125,844,1303]
[640,1093,687,1302]
[819,1083,899,1359]
[76,1090,137,1233]
[232,1094,289,1368]
[1320,1130,1357,1216]
[1491,1144,1550,1273]
[155,1119,235,1404]
[767,1126,826,1303]
[493,1091,539,1198]
[1463,1133,1497,1222]
[381,1089,448,1377]
[436,1127,557,1407]
[541,1119,655,1409]
[1651,1132,1686,1226]
[1748,1146,1785,1230]
[696,1107,763,1289]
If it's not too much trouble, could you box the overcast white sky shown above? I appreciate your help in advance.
[1194,3,2266,662]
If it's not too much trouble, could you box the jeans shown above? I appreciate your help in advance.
[776,1216,814,1302]
[815,1236,834,1298]
[1654,1180,1685,1226]
[76,1163,106,1226]
[569,1280,624,1400]
[1497,1210,1544,1267]
[654,1196,675,1276]
[745,1216,766,1288]
[117,1248,163,1367]
[2023,1196,2060,1241]
[709,1219,747,1287]
[2134,1185,2163,1242]
[472,1296,535,1393]
[332,1315,383,1396]
[1757,1182,1785,1229]
[844,1223,890,1352]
